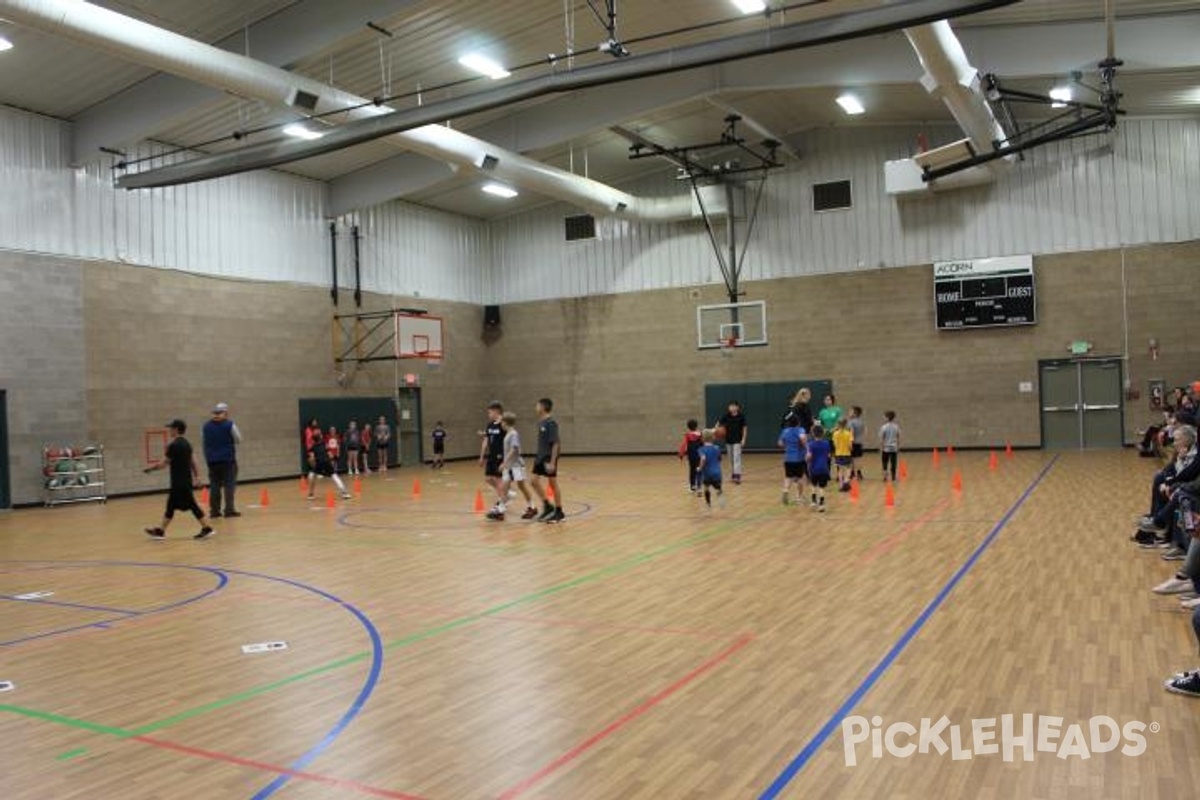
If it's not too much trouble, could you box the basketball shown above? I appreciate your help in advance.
[714,425,727,443]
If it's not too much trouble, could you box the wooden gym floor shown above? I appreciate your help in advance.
[1,450,1198,799]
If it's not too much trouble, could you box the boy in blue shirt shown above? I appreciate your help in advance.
[807,424,834,512]
[778,414,808,506]
[696,429,725,509]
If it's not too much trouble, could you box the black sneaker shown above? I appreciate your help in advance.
[537,504,556,522]
[486,509,505,521]
[144,527,165,539]
[546,508,566,524]
[1139,519,1167,534]
[224,511,242,518]
[1164,670,1200,697]
[194,527,216,540]
[1133,529,1157,545]
[210,510,222,519]
[521,507,538,520]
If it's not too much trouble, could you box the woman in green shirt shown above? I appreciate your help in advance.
[818,394,843,433]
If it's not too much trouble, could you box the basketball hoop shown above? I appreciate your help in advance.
[720,336,738,357]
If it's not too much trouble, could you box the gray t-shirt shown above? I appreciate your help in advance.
[503,429,525,469]
[847,417,865,445]
[879,422,900,453]
[537,417,559,460]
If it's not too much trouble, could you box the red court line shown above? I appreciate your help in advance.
[487,611,739,640]
[857,497,953,565]
[496,633,755,800]
[133,735,425,800]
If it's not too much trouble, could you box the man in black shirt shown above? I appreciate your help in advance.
[717,401,748,484]
[143,419,214,540]
[479,402,506,514]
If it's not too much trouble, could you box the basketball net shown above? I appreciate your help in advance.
[720,336,738,358]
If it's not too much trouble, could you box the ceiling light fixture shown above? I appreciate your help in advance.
[836,93,865,115]
[0,36,13,52]
[458,53,511,80]
[282,123,324,140]
[731,0,768,13]
[1049,86,1072,108]
[481,182,518,199]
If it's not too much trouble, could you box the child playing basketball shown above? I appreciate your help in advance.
[346,420,361,476]
[678,418,703,494]
[360,422,373,474]
[488,412,538,520]
[531,398,564,524]
[807,424,834,512]
[880,410,901,482]
[431,421,447,469]
[143,419,214,540]
[778,414,808,506]
[326,426,342,474]
[696,429,725,508]
[848,406,865,480]
[480,402,507,515]
[831,418,854,491]
[307,429,352,501]
[375,415,392,473]
[717,401,748,484]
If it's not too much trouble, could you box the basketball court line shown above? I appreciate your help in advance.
[495,633,756,800]
[856,496,954,565]
[0,594,140,616]
[757,455,1059,799]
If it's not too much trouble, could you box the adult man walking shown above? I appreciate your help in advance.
[203,402,242,518]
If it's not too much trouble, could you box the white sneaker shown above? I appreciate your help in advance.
[1182,596,1200,610]
[1154,577,1194,595]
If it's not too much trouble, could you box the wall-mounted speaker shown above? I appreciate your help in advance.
[484,305,501,327]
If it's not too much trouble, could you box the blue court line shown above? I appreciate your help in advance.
[0,595,140,616]
[758,455,1059,800]
[207,567,384,800]
[0,563,228,647]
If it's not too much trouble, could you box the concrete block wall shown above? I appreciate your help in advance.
[484,242,1200,454]
[0,252,88,505]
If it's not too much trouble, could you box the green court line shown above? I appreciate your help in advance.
[5,510,775,746]
[55,747,88,761]
[1,704,133,737]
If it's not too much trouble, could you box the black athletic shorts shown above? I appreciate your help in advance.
[433,443,445,455]
[485,457,503,478]
[851,443,864,458]
[533,458,555,477]
[703,476,722,491]
[810,472,830,489]
[784,461,806,480]
[165,489,202,520]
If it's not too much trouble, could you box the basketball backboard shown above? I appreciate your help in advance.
[395,313,444,359]
[697,301,767,350]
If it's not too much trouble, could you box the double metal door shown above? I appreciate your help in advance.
[1040,359,1124,449]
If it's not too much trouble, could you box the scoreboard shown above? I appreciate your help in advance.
[934,255,1036,330]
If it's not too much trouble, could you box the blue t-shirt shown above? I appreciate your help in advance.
[698,444,722,479]
[808,438,833,476]
[779,426,807,462]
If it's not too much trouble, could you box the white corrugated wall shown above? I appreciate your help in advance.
[0,105,488,303]
[486,118,1200,304]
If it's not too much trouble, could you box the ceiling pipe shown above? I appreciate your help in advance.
[0,0,695,221]
[886,19,1013,197]
[106,0,1021,190]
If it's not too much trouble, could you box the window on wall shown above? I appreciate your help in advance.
[812,179,852,212]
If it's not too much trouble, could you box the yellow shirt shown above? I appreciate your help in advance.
[832,428,854,458]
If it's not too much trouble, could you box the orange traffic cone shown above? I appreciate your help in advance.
[952,470,963,493]
[850,479,860,501]
[260,486,271,507]
[546,483,556,502]
[412,478,422,499]
[899,460,909,481]
[885,482,896,508]
[988,451,998,471]
[473,488,486,513]
[932,448,941,468]
[300,475,308,495]
[1005,442,1014,458]
[200,486,210,507]
[353,476,363,497]
[326,489,337,509]
[947,445,956,458]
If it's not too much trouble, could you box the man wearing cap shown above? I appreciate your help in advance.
[203,402,242,518]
